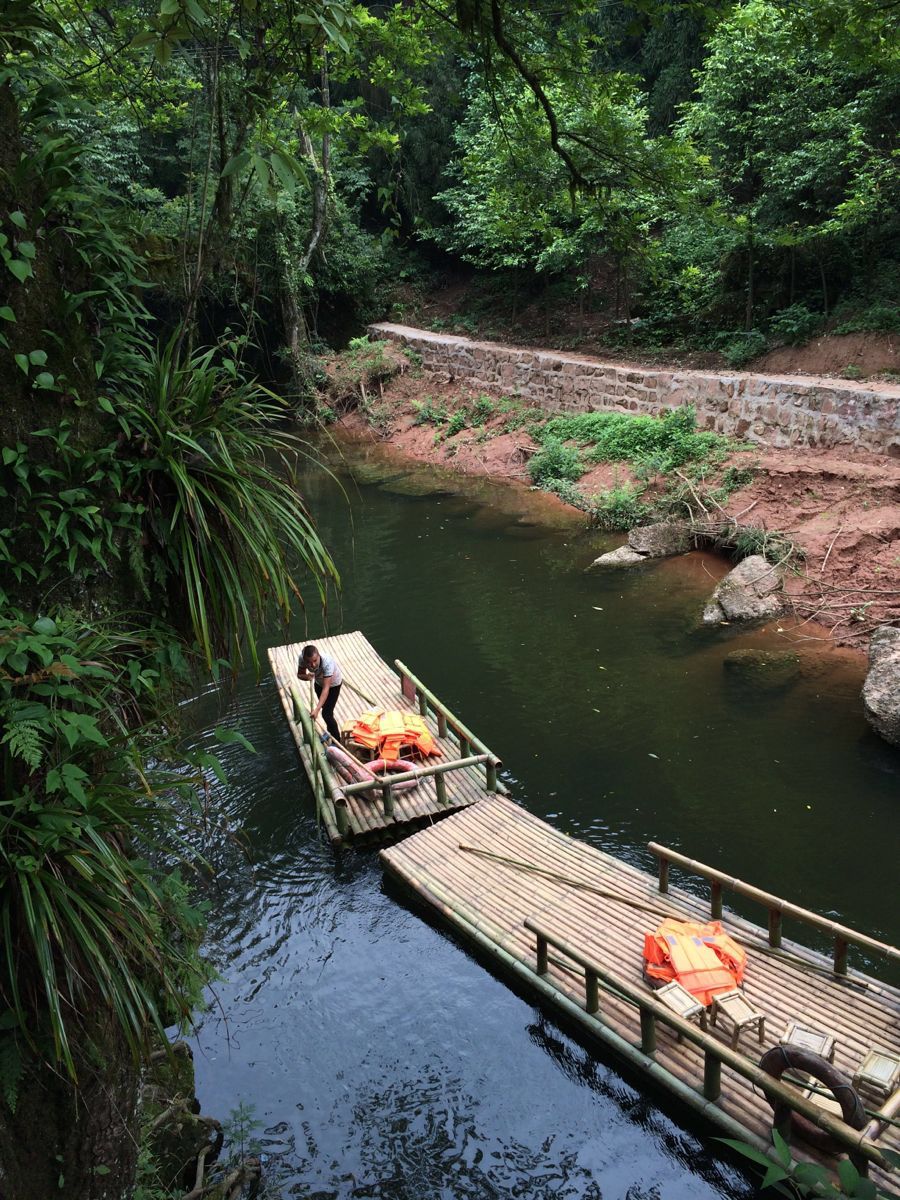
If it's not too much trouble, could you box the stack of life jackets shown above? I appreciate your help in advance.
[343,706,440,762]
[642,918,746,1007]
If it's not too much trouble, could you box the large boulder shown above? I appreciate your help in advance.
[628,521,691,558]
[862,626,900,747]
[702,555,784,624]
[590,521,690,568]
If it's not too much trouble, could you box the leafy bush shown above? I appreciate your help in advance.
[528,437,583,487]
[446,410,468,436]
[539,406,730,475]
[833,303,900,334]
[768,304,824,345]
[411,398,448,425]
[590,484,650,530]
[714,329,769,368]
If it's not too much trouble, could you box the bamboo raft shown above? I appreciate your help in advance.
[268,632,504,844]
[381,795,900,1192]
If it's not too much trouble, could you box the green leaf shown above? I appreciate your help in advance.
[32,617,57,636]
[14,354,29,375]
[715,1139,774,1169]
[837,1161,860,1194]
[33,373,55,390]
[28,349,47,366]
[17,242,36,261]
[7,260,31,284]
[0,307,14,322]
[213,726,257,754]
[772,1129,792,1169]
[221,150,251,179]
[9,212,26,230]
[97,395,115,415]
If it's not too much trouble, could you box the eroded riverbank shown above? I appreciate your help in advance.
[330,351,900,653]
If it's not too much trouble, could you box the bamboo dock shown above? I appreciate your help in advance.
[381,795,900,1193]
[268,631,504,844]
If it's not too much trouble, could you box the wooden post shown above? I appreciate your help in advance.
[435,773,447,806]
[703,1051,721,1101]
[768,909,782,949]
[536,934,548,976]
[640,1009,657,1055]
[459,735,470,758]
[711,881,723,920]
[585,970,599,1015]
[335,796,350,838]
[382,784,394,817]
[486,759,498,793]
[834,936,848,976]
[417,688,427,717]
[437,711,448,738]
[658,857,669,895]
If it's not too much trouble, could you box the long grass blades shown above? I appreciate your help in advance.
[116,335,339,670]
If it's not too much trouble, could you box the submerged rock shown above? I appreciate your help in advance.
[590,521,690,568]
[862,626,900,747]
[723,649,802,691]
[702,554,784,624]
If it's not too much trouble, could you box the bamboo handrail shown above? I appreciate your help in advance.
[523,918,890,1171]
[648,842,900,975]
[394,659,501,790]
[341,753,491,797]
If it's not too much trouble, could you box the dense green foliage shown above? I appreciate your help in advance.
[1,0,898,1191]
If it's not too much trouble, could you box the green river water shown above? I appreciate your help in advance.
[185,439,899,1199]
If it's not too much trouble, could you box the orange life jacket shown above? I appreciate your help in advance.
[343,707,440,762]
[643,919,746,1007]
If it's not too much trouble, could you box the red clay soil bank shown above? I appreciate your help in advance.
[336,364,900,652]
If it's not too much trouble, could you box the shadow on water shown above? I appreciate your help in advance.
[183,439,899,1197]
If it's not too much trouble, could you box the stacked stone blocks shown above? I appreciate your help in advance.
[370,322,900,456]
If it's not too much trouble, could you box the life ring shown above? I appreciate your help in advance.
[368,758,419,792]
[759,1045,867,1169]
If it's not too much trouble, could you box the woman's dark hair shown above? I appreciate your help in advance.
[301,644,319,661]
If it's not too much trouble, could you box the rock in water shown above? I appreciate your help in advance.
[702,554,784,623]
[589,544,647,568]
[627,521,691,558]
[590,521,690,568]
[862,626,900,747]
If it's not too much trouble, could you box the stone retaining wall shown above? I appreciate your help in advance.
[370,322,900,456]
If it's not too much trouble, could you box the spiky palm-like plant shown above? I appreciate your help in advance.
[117,336,339,670]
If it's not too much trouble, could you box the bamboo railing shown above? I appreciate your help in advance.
[394,659,502,793]
[648,843,900,977]
[337,753,492,818]
[524,918,890,1173]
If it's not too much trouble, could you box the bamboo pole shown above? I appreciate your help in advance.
[648,843,900,968]
[341,754,491,796]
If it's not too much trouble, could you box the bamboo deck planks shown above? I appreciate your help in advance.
[268,632,496,843]
[381,795,900,1191]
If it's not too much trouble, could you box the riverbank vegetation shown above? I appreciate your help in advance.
[1,0,897,1194]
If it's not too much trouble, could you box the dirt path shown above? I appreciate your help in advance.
[335,367,900,652]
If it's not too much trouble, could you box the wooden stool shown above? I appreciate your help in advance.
[655,981,708,1041]
[853,1048,900,1102]
[780,1021,836,1063]
[710,989,766,1050]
